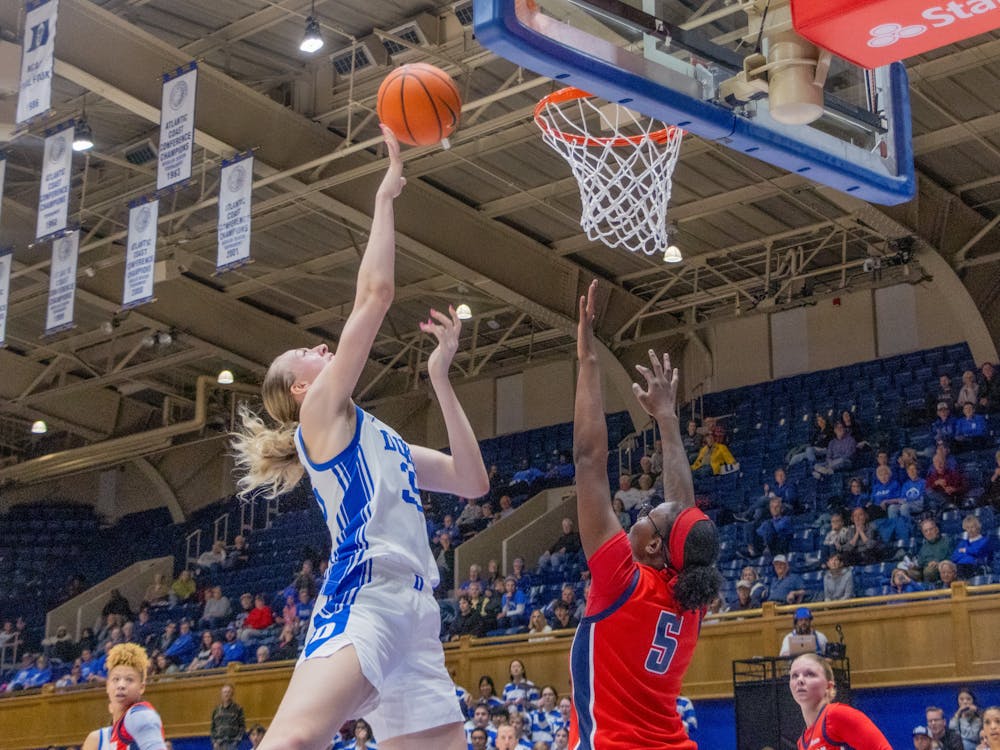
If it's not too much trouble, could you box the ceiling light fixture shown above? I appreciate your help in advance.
[664,244,683,263]
[31,420,48,434]
[455,303,472,320]
[72,117,94,152]
[217,369,235,385]
[299,3,324,53]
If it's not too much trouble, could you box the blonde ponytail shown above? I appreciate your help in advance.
[231,355,305,499]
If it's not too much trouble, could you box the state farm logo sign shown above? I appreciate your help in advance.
[869,1,999,48]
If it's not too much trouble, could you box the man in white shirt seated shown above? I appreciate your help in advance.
[778,607,828,657]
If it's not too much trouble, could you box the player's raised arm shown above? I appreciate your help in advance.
[573,280,621,559]
[633,349,695,509]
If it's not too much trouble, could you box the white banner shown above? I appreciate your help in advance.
[157,63,197,191]
[45,230,78,335]
[0,153,6,229]
[217,153,253,272]
[122,198,159,309]
[0,249,11,348]
[16,0,58,124]
[36,121,74,241]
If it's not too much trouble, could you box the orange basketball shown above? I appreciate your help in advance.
[376,63,461,147]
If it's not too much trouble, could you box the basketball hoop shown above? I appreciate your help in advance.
[534,87,683,257]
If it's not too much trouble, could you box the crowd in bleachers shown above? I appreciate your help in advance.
[2,344,999,750]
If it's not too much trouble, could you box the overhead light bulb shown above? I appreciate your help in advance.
[156,331,173,346]
[299,16,324,53]
[72,118,94,152]
[217,369,235,385]
[455,303,472,320]
[31,420,48,434]
[664,245,683,263]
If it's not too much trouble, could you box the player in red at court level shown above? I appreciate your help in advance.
[570,279,722,750]
[104,643,167,750]
[790,653,891,750]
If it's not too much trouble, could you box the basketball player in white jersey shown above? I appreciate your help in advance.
[232,125,489,750]
[82,714,111,750]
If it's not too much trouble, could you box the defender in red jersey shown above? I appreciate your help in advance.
[103,643,166,750]
[790,653,891,750]
[570,280,722,750]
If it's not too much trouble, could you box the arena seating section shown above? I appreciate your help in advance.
[2,342,998,690]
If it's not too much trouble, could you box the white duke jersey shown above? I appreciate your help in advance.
[296,405,438,598]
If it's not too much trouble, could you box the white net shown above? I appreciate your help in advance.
[534,88,683,257]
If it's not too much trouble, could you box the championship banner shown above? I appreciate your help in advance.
[0,153,6,229]
[122,197,159,309]
[0,248,11,348]
[157,62,198,192]
[16,0,58,124]
[36,120,74,241]
[45,229,78,336]
[216,152,253,273]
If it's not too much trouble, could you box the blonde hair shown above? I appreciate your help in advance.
[230,357,305,499]
[106,643,149,681]
[792,652,836,701]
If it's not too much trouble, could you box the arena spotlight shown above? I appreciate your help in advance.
[299,11,324,53]
[664,245,683,263]
[455,303,472,320]
[31,420,48,434]
[72,118,94,152]
[217,369,235,385]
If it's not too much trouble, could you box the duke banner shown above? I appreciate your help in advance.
[45,230,78,335]
[122,198,159,309]
[157,62,198,191]
[16,0,58,124]
[216,152,253,273]
[36,121,74,241]
[0,248,11,348]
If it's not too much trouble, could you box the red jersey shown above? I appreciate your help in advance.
[110,701,165,750]
[569,532,702,750]
[797,703,892,750]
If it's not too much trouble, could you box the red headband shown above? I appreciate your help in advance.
[668,506,709,571]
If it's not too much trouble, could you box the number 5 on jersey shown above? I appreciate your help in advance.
[645,611,682,674]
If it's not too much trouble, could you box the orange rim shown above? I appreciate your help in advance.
[534,87,682,147]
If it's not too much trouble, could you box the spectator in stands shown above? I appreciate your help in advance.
[195,641,226,671]
[197,540,228,571]
[788,414,834,467]
[611,497,632,531]
[475,675,504,710]
[778,607,827,656]
[902,462,928,516]
[650,439,665,475]
[740,566,768,607]
[932,403,959,447]
[951,688,983,750]
[985,451,1000,510]
[552,727,570,750]
[460,564,483,593]
[481,502,498,528]
[952,516,992,579]
[529,685,561,743]
[496,577,528,632]
[270,625,298,661]
[840,411,867,450]
[978,362,1000,412]
[102,589,134,622]
[635,473,656,507]
[134,609,156,648]
[527,609,552,641]
[510,459,544,492]
[456,497,485,536]
[226,535,250,569]
[575,580,591,622]
[171,569,197,605]
[290,559,318,599]
[937,559,960,588]
[504,659,540,711]
[548,453,576,483]
[468,726,489,750]
[931,375,958,414]
[741,468,799,524]
[165,620,196,666]
[915,518,953,583]
[677,695,697,740]
[841,507,882,566]
[889,566,922,595]
[613,473,645,512]
[294,587,315,625]
[240,595,276,643]
[871,464,910,543]
[55,659,83,689]
[954,403,990,452]
[690,431,738,476]
[157,621,177,653]
[4,654,52,692]
[143,573,171,608]
[221,626,246,665]
[823,513,850,560]
[538,517,582,570]
[767,555,807,605]
[754,497,794,557]
[552,601,578,631]
[255,645,270,664]
[731,580,755,611]
[511,556,532,592]
[927,706,965,750]
[210,684,246,750]
[496,495,516,521]
[449,595,485,640]
[841,477,870,515]
[958,371,980,408]
[0,620,16,650]
[926,453,967,511]
[188,630,216,670]
[823,552,854,601]
[200,586,232,629]
[41,625,76,663]
[683,421,701,462]
[435,531,455,586]
[439,514,462,545]
[812,422,856,479]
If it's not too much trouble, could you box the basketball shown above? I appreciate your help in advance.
[376,63,461,147]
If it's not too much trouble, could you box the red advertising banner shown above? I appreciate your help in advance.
[792,0,1000,69]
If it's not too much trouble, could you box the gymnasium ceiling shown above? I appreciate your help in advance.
[0,0,999,478]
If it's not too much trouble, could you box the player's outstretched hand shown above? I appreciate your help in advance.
[377,124,406,200]
[632,349,679,422]
[577,279,598,362]
[422,305,461,381]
